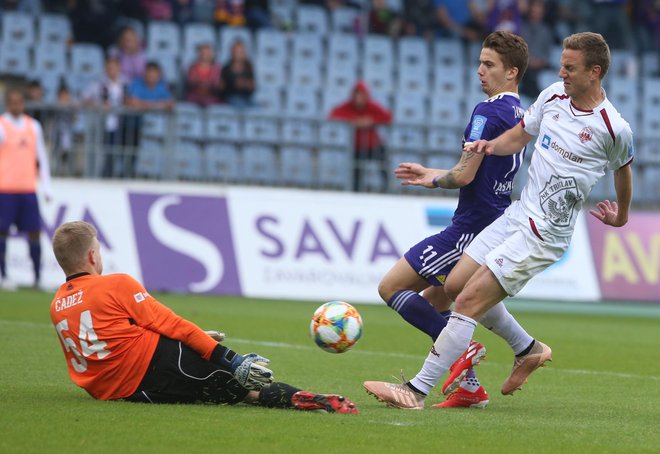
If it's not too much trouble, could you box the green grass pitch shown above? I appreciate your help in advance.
[1,289,658,453]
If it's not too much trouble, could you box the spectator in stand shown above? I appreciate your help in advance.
[185,43,223,107]
[402,0,437,40]
[369,0,402,38]
[329,81,392,192]
[520,0,552,98]
[141,0,174,20]
[214,0,246,26]
[123,62,174,177]
[221,40,255,109]
[435,0,487,42]
[246,0,272,30]
[590,0,635,51]
[108,27,147,85]
[52,84,77,177]
[82,56,129,178]
[24,80,44,123]
[486,0,528,34]
[632,0,660,58]
[67,0,119,49]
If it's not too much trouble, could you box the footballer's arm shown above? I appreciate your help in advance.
[590,163,633,228]
[431,148,485,189]
[466,123,533,156]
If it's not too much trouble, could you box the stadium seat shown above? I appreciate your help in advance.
[331,7,360,33]
[427,153,459,172]
[609,49,636,79]
[181,22,215,68]
[386,125,426,153]
[388,151,426,191]
[358,160,386,192]
[114,16,145,41]
[319,121,352,149]
[70,43,104,78]
[206,108,243,142]
[141,113,169,139]
[427,128,463,154]
[548,45,563,70]
[291,32,324,69]
[146,21,181,57]
[607,77,639,130]
[398,37,429,75]
[38,73,61,103]
[641,78,660,135]
[173,141,204,180]
[318,147,351,190]
[364,35,394,71]
[280,146,315,187]
[537,69,561,91]
[328,33,359,69]
[281,118,316,146]
[394,93,427,125]
[252,87,284,115]
[397,67,429,96]
[0,46,30,76]
[256,28,288,64]
[296,5,328,35]
[205,143,240,182]
[433,38,465,70]
[255,58,286,89]
[37,14,71,46]
[363,62,394,99]
[641,52,659,77]
[285,88,319,119]
[1,12,34,48]
[429,95,464,128]
[433,64,466,94]
[322,86,349,116]
[325,64,358,99]
[33,42,67,76]
[243,113,280,143]
[218,27,253,64]
[135,139,165,179]
[290,60,323,91]
[174,103,205,140]
[240,144,278,184]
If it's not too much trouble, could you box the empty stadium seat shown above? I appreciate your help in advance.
[433,39,465,70]
[205,143,240,182]
[331,7,360,33]
[218,27,253,64]
[387,125,426,153]
[1,12,34,48]
[135,139,165,179]
[318,148,351,190]
[280,146,315,187]
[433,64,466,94]
[328,33,359,69]
[255,28,288,64]
[325,64,358,98]
[241,144,278,184]
[357,160,386,192]
[243,113,280,143]
[147,21,181,57]
[397,67,429,95]
[427,153,459,171]
[285,88,319,119]
[0,46,30,76]
[173,141,204,180]
[363,62,394,98]
[291,32,324,69]
[394,93,427,125]
[255,58,286,89]
[398,37,429,74]
[141,112,169,138]
[322,87,349,116]
[290,60,323,91]
[174,103,205,140]
[319,121,352,149]
[427,128,463,154]
[429,96,464,128]
[281,118,316,145]
[37,14,71,46]
[296,5,328,34]
[33,42,67,76]
[70,43,104,77]
[364,35,394,71]
[252,88,284,115]
[206,108,243,142]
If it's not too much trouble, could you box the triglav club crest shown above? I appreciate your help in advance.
[539,175,581,227]
[578,126,593,143]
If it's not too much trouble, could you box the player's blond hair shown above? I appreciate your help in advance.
[563,32,610,79]
[52,221,97,274]
[483,31,529,83]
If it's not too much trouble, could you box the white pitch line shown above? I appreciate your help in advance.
[3,320,658,382]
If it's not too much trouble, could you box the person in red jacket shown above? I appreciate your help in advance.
[49,220,358,413]
[329,81,393,191]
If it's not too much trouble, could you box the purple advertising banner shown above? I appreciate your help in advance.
[128,192,242,295]
[587,212,660,302]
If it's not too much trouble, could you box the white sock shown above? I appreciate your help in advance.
[409,314,477,395]
[480,302,534,355]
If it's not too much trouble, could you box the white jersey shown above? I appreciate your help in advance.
[520,82,634,236]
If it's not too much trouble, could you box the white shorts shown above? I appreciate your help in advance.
[464,201,571,296]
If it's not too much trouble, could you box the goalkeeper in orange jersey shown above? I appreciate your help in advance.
[49,220,357,413]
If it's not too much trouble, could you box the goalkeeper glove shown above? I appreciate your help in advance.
[211,345,273,390]
[204,330,225,342]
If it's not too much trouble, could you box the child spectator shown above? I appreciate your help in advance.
[185,43,223,107]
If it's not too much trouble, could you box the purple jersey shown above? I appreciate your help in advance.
[453,93,525,231]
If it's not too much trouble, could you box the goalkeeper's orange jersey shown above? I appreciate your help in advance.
[49,273,218,400]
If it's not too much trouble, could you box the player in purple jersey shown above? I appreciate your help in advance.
[372,31,533,409]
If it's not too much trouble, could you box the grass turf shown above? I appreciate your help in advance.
[1,289,658,453]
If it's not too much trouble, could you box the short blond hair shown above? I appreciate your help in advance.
[563,32,610,79]
[52,221,97,275]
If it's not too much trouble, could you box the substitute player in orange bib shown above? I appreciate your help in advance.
[50,220,358,413]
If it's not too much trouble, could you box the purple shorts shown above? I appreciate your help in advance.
[0,193,41,232]
[404,224,478,286]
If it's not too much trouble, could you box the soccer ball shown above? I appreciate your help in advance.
[310,301,363,353]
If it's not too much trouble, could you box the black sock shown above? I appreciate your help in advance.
[516,339,536,358]
[405,382,427,396]
[257,382,302,408]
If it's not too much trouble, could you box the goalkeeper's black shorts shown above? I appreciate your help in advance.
[124,336,250,405]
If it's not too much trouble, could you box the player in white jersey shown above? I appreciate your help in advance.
[364,32,633,408]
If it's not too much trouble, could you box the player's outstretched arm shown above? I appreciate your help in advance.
[395,162,443,188]
[589,164,632,227]
[465,123,533,156]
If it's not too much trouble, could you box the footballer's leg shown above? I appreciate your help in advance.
[250,383,359,414]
